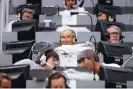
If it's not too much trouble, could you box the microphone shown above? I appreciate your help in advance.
[70,12,94,31]
[74,0,84,8]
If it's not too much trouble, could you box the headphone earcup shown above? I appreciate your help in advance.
[72,37,77,44]
[104,32,110,39]
[60,36,62,43]
[40,54,46,65]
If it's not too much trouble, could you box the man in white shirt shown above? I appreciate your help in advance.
[6,8,34,32]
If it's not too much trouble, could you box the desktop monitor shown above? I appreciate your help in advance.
[98,41,132,64]
[4,40,35,63]
[100,66,133,88]
[12,20,36,41]
[0,64,30,88]
[98,0,113,5]
[94,4,122,16]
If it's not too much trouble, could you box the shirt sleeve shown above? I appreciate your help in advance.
[6,21,15,32]
[14,59,39,70]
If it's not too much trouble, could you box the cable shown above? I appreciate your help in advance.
[91,60,96,81]
[122,55,133,68]
[28,41,59,59]
[90,0,95,14]
[70,12,94,31]
[54,5,60,16]
[89,35,97,52]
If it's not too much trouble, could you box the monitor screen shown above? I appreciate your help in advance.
[0,64,30,88]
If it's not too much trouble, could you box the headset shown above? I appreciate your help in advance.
[46,72,70,88]
[60,30,77,44]
[39,54,54,68]
[104,25,124,41]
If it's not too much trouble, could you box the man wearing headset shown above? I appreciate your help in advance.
[60,29,77,45]
[0,73,12,88]
[106,25,122,43]
[59,0,86,15]
[46,72,69,88]
[78,49,120,80]
[6,8,34,32]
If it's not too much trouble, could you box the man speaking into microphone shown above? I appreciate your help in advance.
[59,0,86,15]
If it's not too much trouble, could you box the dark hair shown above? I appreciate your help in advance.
[46,72,69,88]
[0,73,12,85]
[21,8,35,16]
[36,50,59,64]
[97,11,109,21]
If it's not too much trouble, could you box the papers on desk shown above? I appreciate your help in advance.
[59,54,77,67]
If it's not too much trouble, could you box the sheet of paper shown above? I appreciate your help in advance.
[60,54,77,67]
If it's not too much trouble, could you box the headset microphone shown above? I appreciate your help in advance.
[40,54,54,68]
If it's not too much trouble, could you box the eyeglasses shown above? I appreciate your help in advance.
[77,57,92,64]
[109,32,120,36]
[77,58,84,64]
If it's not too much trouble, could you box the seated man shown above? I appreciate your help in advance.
[55,29,95,55]
[78,49,120,80]
[105,25,123,43]
[59,0,86,15]
[46,72,69,88]
[6,8,34,32]
[60,29,77,45]
[14,50,59,70]
[0,73,12,88]
[97,12,109,21]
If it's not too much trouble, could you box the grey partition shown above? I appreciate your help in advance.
[0,55,12,66]
[26,80,105,88]
[2,32,17,42]
[83,0,97,7]
[116,14,132,25]
[8,15,17,23]
[77,32,101,43]
[42,0,63,7]
[36,32,61,42]
[76,80,105,88]
[122,32,133,42]
[39,15,97,26]
[12,0,26,7]
[26,80,46,88]
[99,55,104,63]
[42,0,97,7]
[77,15,97,25]
[123,55,131,64]
[113,0,133,7]
[39,15,62,25]
[127,81,133,88]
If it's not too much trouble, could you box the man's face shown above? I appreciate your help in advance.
[61,30,75,45]
[65,0,76,9]
[79,58,94,73]
[51,77,66,88]
[0,79,11,88]
[108,28,120,43]
[21,12,33,21]
[98,13,108,21]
